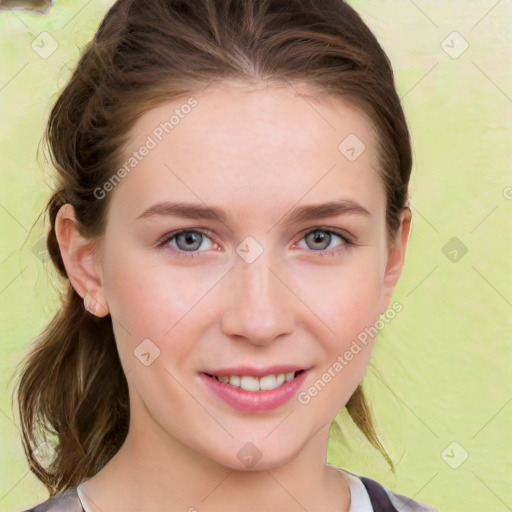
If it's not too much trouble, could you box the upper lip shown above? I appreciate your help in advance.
[202,365,308,377]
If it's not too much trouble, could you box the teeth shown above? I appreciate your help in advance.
[259,374,277,391]
[229,375,240,387]
[214,372,299,391]
[240,376,260,391]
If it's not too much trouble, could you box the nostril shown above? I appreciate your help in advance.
[0,0,53,15]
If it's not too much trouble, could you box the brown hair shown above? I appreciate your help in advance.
[12,0,411,497]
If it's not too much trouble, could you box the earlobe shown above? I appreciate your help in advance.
[84,290,110,317]
[379,207,412,313]
[55,204,110,317]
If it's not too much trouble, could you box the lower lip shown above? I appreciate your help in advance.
[199,371,309,412]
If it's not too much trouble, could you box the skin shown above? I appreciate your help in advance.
[55,81,411,512]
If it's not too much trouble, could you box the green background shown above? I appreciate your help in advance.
[1,1,511,511]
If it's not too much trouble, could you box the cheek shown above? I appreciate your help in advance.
[103,242,213,335]
[105,269,204,379]
[103,256,235,385]
[292,251,384,340]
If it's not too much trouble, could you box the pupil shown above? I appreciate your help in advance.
[180,232,201,250]
[310,231,328,249]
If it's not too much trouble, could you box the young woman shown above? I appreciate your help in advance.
[14,0,438,510]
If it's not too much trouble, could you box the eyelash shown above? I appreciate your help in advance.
[155,227,355,260]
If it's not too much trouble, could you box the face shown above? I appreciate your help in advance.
[63,82,409,472]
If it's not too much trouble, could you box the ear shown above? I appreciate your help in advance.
[54,204,109,317]
[379,207,412,314]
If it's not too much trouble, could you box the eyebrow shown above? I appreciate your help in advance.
[135,198,371,225]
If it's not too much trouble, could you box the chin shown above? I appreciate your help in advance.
[203,437,304,472]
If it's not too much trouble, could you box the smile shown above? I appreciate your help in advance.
[199,368,309,412]
[207,371,304,391]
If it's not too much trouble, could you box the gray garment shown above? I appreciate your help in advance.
[21,487,83,512]
[20,475,439,512]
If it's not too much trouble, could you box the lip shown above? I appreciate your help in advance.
[199,368,309,412]
[203,365,307,377]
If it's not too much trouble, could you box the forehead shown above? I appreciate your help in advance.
[110,83,384,224]
[127,82,377,156]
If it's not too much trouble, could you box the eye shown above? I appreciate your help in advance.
[156,229,217,259]
[156,227,354,260]
[296,228,353,255]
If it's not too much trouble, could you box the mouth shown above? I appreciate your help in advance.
[203,369,306,392]
[199,366,309,412]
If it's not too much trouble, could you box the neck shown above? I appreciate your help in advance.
[77,414,351,512]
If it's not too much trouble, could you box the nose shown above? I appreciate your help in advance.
[219,245,295,346]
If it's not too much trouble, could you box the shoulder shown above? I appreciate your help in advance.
[17,487,83,512]
[359,475,439,512]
